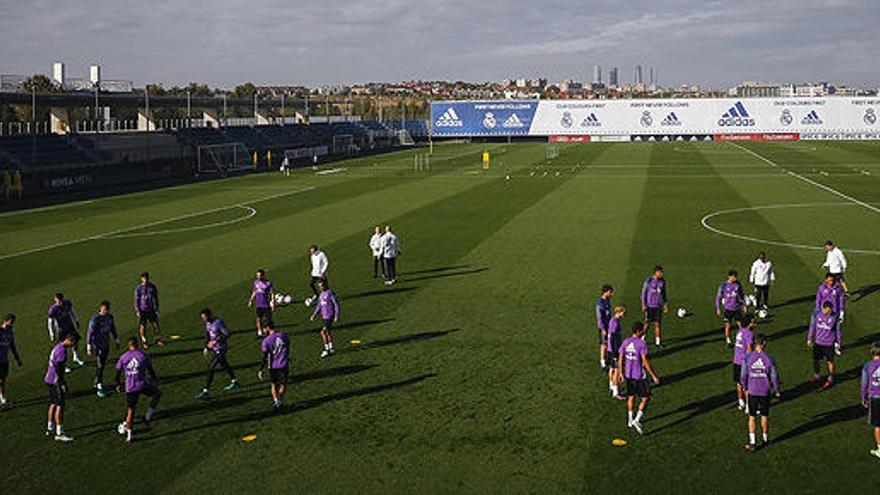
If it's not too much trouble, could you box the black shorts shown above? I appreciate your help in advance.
[625,378,650,398]
[58,328,80,343]
[645,307,663,323]
[48,384,66,406]
[869,398,880,427]
[733,364,742,384]
[722,309,742,323]
[812,344,835,363]
[270,367,289,385]
[322,319,334,330]
[597,328,606,346]
[138,311,159,326]
[0,362,9,380]
[748,395,771,417]
[126,383,160,408]
[605,355,619,369]
[256,307,273,321]
[831,273,846,283]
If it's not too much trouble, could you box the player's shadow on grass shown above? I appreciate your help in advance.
[160,361,262,384]
[341,328,460,354]
[344,286,418,300]
[668,326,724,345]
[772,294,815,309]
[650,389,732,434]
[654,337,720,359]
[780,363,864,403]
[656,360,729,388]
[843,331,880,351]
[851,283,880,302]
[138,373,436,442]
[400,264,470,276]
[293,317,395,336]
[773,404,864,445]
[766,324,807,341]
[404,267,489,283]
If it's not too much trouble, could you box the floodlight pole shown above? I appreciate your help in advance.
[222,93,227,127]
[31,85,36,122]
[281,93,285,125]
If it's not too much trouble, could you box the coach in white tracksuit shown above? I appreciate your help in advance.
[381,226,400,285]
[369,226,384,279]
[749,251,775,309]
[822,240,848,293]
[308,245,329,305]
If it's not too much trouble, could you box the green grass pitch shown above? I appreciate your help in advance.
[1,140,880,493]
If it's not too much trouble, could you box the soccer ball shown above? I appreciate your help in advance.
[757,309,768,319]
[283,295,293,305]
[117,422,127,435]
[745,295,757,307]
[676,308,687,318]
[274,293,285,305]
[304,297,313,307]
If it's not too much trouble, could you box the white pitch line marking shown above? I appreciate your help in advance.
[728,142,880,215]
[700,202,880,255]
[0,186,315,261]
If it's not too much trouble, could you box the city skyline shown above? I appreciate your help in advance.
[0,0,877,89]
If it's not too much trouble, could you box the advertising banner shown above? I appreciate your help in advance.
[430,97,880,138]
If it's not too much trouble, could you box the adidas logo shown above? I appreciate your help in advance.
[873,367,880,378]
[434,108,463,127]
[661,112,682,126]
[718,101,755,127]
[503,113,524,128]
[580,113,601,127]
[801,110,823,125]
[625,342,636,352]
[752,357,765,369]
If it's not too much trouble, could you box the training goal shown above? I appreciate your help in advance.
[197,143,252,175]
[332,134,355,156]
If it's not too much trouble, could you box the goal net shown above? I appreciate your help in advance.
[332,134,355,155]
[397,129,415,146]
[197,143,252,175]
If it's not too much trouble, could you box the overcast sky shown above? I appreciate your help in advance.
[1,0,877,89]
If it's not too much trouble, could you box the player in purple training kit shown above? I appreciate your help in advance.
[310,279,339,358]
[115,336,161,443]
[87,300,120,398]
[135,272,165,349]
[45,333,76,442]
[815,273,845,356]
[195,308,239,399]
[808,301,841,391]
[861,343,880,459]
[716,269,745,348]
[641,265,668,349]
[740,334,781,451]
[606,305,626,400]
[619,321,661,434]
[733,314,755,412]
[0,314,23,409]
[47,292,85,368]
[258,320,291,412]
[596,284,613,369]
[248,269,276,337]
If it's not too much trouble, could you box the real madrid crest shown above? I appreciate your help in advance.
[560,112,573,128]
[483,112,496,129]
[640,111,653,127]
[780,109,793,126]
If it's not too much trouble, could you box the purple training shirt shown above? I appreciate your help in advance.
[205,318,230,353]
[261,332,290,370]
[253,279,274,309]
[44,343,67,385]
[808,310,840,346]
[740,350,780,397]
[312,289,340,320]
[115,349,153,393]
[641,277,667,309]
[716,280,744,312]
[620,336,648,380]
[733,326,754,365]
[861,360,880,401]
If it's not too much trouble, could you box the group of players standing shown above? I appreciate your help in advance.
[0,225,401,444]
[594,241,880,459]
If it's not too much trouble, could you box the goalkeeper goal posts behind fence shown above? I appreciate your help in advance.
[197,143,252,175]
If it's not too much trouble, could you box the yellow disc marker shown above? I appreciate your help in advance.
[169,335,181,341]
[242,435,257,442]
[350,339,362,345]
[611,438,627,447]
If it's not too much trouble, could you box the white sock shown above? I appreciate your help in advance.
[145,408,155,421]
[738,399,745,408]
[726,337,732,344]
[749,432,756,444]
[73,351,81,361]
[611,385,619,396]
[48,421,55,431]
[56,425,63,435]
[762,433,769,443]
[0,394,6,403]
[608,381,614,391]
[655,337,660,345]
[328,342,334,350]
[600,359,606,368]
[635,410,644,423]
[127,429,133,441]
[627,411,634,424]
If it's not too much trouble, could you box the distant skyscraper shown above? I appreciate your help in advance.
[609,67,618,86]
[635,65,643,85]
[593,64,602,84]
[649,67,654,86]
